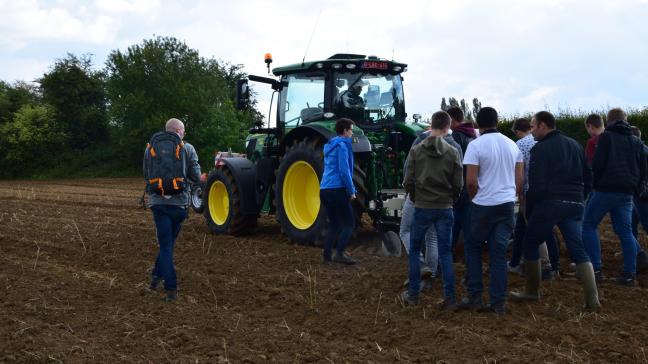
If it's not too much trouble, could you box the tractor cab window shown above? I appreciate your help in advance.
[333,72,405,123]
[280,73,325,127]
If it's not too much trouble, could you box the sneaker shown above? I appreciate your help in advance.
[420,266,434,279]
[507,261,524,275]
[615,272,636,287]
[438,298,458,311]
[333,253,356,265]
[478,303,506,315]
[149,275,162,291]
[457,296,483,311]
[637,251,648,273]
[400,291,420,306]
[165,290,177,302]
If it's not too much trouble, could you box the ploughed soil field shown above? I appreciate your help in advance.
[2,178,648,363]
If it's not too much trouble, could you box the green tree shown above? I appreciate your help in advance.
[38,54,108,149]
[105,36,256,169]
[0,81,41,124]
[0,105,66,177]
[440,97,482,121]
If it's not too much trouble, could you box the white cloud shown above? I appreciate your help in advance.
[0,0,647,115]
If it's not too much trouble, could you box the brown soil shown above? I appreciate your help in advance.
[1,178,648,363]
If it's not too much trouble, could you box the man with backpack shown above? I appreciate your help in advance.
[144,118,202,302]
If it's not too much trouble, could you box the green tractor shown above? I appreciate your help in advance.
[200,53,426,249]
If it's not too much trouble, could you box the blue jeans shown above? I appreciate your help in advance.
[452,203,471,247]
[151,205,188,291]
[524,200,590,264]
[511,211,561,270]
[400,195,438,274]
[320,188,355,258]
[632,197,648,243]
[583,191,637,274]
[408,207,454,300]
[465,202,515,306]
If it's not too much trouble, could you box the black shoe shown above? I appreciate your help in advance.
[615,272,636,287]
[400,291,420,306]
[637,251,648,273]
[542,268,555,281]
[322,252,332,265]
[165,290,177,302]
[438,298,458,311]
[457,296,483,311]
[333,253,356,265]
[149,275,162,291]
[478,303,506,315]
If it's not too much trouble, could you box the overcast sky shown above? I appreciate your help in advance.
[1,0,647,120]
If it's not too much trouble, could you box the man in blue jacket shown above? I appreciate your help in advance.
[320,118,357,265]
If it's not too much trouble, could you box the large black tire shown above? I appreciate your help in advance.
[276,137,369,245]
[190,182,204,213]
[204,168,257,235]
[276,137,327,245]
[352,164,368,227]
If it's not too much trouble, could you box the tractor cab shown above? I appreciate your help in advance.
[271,54,407,129]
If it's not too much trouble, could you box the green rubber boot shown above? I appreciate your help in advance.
[576,262,602,312]
[510,260,541,301]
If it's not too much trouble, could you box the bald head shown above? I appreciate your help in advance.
[165,118,185,139]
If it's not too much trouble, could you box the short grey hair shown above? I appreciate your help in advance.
[607,108,627,125]
[165,118,184,132]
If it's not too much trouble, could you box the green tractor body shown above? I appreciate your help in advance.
[201,54,425,248]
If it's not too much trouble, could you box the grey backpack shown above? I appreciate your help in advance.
[143,131,187,195]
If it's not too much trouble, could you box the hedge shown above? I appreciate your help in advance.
[497,108,648,146]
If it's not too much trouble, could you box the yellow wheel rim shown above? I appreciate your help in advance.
[283,161,320,230]
[208,180,229,225]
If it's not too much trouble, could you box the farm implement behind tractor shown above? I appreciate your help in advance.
[196,53,426,251]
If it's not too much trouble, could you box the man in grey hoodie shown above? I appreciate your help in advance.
[147,118,202,302]
[401,111,463,308]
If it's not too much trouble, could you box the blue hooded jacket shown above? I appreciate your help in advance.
[320,136,356,196]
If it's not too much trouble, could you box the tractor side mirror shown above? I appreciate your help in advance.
[236,79,250,110]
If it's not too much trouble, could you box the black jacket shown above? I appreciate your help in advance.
[592,121,646,194]
[527,130,592,207]
[451,123,476,207]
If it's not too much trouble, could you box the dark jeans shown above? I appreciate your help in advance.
[452,203,471,247]
[465,202,515,306]
[511,211,561,270]
[583,191,637,274]
[320,188,355,258]
[151,205,188,291]
[524,200,590,264]
[632,197,648,244]
[408,207,454,300]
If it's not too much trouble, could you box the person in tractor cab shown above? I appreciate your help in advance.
[320,118,357,265]
[341,81,367,109]
[146,118,202,302]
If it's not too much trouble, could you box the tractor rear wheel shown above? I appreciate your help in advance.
[204,168,257,235]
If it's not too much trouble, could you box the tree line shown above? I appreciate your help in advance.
[0,36,261,179]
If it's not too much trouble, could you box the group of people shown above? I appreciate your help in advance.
[320,106,647,315]
[146,107,647,312]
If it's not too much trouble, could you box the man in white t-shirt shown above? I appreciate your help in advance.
[457,107,524,315]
